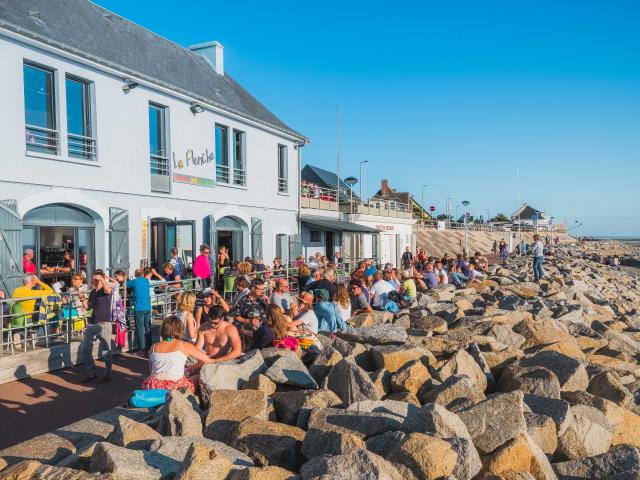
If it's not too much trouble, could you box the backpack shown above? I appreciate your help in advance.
[383,300,399,313]
[388,290,411,309]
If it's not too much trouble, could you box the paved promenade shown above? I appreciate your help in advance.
[0,353,148,450]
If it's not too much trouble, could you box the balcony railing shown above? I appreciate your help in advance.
[347,199,413,219]
[300,185,340,211]
[217,164,247,186]
[68,133,97,160]
[278,177,288,193]
[150,153,170,176]
[25,124,59,155]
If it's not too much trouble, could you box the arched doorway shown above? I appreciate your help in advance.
[216,216,247,262]
[23,203,96,285]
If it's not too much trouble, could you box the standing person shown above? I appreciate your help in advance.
[80,270,113,383]
[129,269,152,356]
[22,249,37,274]
[193,244,212,288]
[333,251,344,265]
[499,239,508,263]
[401,246,413,270]
[168,247,185,278]
[492,240,498,254]
[532,234,545,282]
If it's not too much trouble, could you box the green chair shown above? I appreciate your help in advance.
[9,302,36,351]
[223,276,236,300]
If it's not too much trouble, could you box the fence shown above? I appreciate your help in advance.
[414,222,565,233]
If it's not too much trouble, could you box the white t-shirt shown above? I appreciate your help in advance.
[370,280,394,308]
[334,301,351,322]
[297,309,319,333]
[532,241,545,257]
[435,268,448,285]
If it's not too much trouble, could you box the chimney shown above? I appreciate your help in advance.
[381,179,389,197]
[189,41,224,76]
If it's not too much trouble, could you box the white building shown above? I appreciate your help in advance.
[299,166,416,267]
[0,1,307,292]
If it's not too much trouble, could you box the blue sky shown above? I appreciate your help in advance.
[96,0,640,236]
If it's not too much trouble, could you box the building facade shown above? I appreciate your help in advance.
[0,1,307,292]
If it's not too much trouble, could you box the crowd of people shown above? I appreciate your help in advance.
[3,238,551,392]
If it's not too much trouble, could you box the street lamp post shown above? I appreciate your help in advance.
[446,197,452,228]
[344,176,358,215]
[359,160,369,209]
[461,200,470,255]
[421,184,428,224]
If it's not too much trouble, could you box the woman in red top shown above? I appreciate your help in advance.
[22,249,37,274]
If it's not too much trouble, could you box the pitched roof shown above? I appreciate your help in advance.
[301,165,356,202]
[0,0,307,141]
[511,204,545,220]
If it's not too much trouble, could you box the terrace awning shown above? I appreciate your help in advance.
[301,216,379,234]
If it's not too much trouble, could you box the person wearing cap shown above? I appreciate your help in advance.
[313,288,348,333]
[289,291,318,333]
[349,279,372,315]
[194,287,230,328]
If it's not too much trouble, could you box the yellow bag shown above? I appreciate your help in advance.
[73,318,86,331]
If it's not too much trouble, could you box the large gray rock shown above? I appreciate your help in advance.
[106,415,161,449]
[336,324,408,346]
[307,407,404,438]
[556,404,614,460]
[525,412,558,459]
[203,389,268,443]
[524,394,572,436]
[308,346,343,384]
[199,350,267,403]
[160,390,203,438]
[173,441,233,480]
[346,399,419,421]
[149,436,253,470]
[421,374,486,411]
[327,357,379,404]
[446,437,483,480]
[300,450,403,480]
[438,349,488,392]
[456,391,527,454]
[519,350,589,391]
[265,352,319,389]
[301,427,365,459]
[365,431,408,457]
[273,389,341,426]
[498,364,562,399]
[90,441,180,480]
[0,460,111,480]
[409,402,473,441]
[553,445,640,479]
[588,370,632,407]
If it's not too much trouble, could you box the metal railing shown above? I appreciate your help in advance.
[233,167,247,186]
[216,163,230,184]
[68,133,97,160]
[25,124,59,155]
[216,164,247,186]
[300,184,339,202]
[414,222,565,233]
[278,177,288,193]
[150,153,170,176]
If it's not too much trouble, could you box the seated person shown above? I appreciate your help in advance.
[12,273,54,320]
[422,263,440,290]
[193,306,242,366]
[142,315,214,393]
[250,304,293,350]
[194,288,230,326]
[401,270,417,299]
[65,273,89,317]
[270,278,297,317]
[370,271,394,309]
[349,279,372,315]
[234,279,268,330]
[289,291,319,334]
[435,261,449,286]
[314,289,348,333]
[474,252,489,272]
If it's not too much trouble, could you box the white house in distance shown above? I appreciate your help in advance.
[511,203,551,230]
[299,166,416,266]
[0,0,307,292]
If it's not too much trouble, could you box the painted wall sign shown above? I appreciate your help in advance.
[376,225,395,231]
[172,149,216,187]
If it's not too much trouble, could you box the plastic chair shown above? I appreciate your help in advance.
[223,275,236,300]
[9,302,36,351]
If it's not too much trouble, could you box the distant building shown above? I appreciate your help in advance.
[370,179,432,222]
[511,204,550,228]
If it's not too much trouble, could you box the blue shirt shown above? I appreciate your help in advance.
[169,256,184,277]
[458,260,470,277]
[129,277,151,312]
[364,266,377,277]
[423,271,439,289]
[314,302,348,333]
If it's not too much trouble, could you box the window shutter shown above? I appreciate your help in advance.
[251,217,263,259]
[0,200,23,293]
[109,207,129,273]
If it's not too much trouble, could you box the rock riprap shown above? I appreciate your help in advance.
[1,240,640,479]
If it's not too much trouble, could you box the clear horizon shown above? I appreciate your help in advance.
[95,0,640,237]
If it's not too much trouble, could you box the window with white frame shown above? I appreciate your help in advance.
[23,62,58,155]
[66,75,96,160]
[215,124,229,183]
[277,144,288,193]
[148,103,170,192]
[232,129,246,186]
